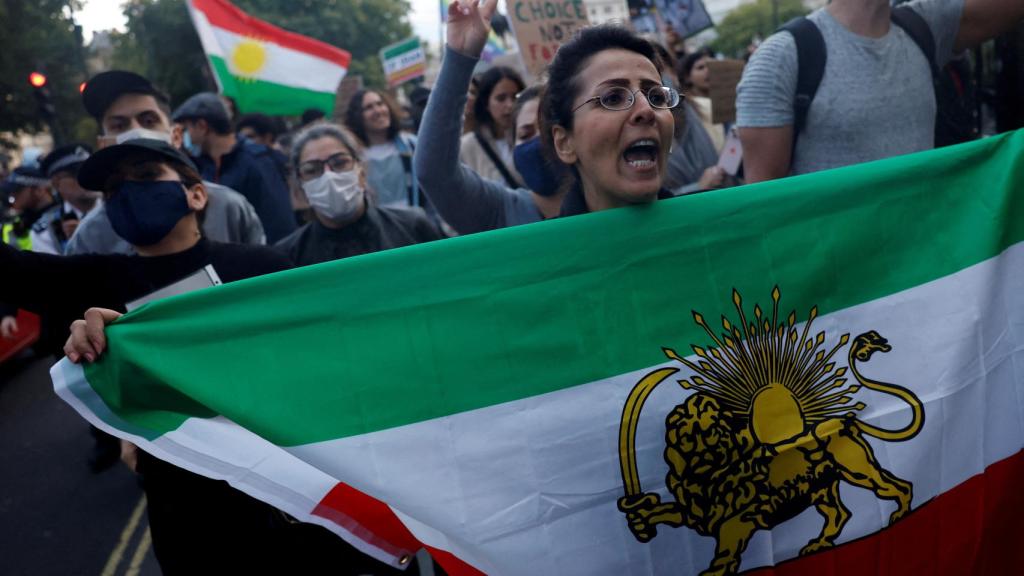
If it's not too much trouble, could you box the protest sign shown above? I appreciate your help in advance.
[380,37,426,88]
[509,0,590,77]
[654,0,712,38]
[708,59,745,125]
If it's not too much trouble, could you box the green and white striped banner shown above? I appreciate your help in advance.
[54,131,1024,575]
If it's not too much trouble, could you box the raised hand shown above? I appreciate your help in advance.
[447,0,499,59]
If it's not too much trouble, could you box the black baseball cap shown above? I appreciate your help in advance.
[40,143,93,177]
[77,139,199,191]
[82,71,168,120]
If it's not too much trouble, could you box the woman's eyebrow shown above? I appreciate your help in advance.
[594,78,632,90]
[594,77,662,90]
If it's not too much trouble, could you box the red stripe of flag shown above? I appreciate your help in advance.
[749,449,1024,575]
[190,0,350,68]
[313,481,487,576]
[313,451,1024,575]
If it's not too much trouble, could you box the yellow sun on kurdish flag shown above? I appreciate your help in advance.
[186,0,351,115]
[231,38,268,77]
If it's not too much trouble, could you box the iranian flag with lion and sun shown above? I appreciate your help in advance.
[186,0,350,115]
[53,131,1024,575]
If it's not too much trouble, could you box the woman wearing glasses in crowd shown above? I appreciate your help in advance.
[538,26,680,214]
[417,1,620,234]
[274,123,445,267]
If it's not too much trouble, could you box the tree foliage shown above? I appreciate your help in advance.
[111,0,211,108]
[0,0,90,147]
[111,0,414,114]
[710,0,810,58]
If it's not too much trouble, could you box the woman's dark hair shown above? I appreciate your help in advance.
[678,47,715,89]
[472,66,525,134]
[104,153,202,195]
[539,25,662,164]
[511,85,543,133]
[236,113,281,139]
[344,89,403,146]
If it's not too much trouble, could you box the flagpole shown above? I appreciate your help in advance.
[439,0,446,57]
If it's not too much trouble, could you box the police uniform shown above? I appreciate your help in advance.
[35,144,94,255]
[1,167,55,251]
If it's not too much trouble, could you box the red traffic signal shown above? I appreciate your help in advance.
[28,72,47,88]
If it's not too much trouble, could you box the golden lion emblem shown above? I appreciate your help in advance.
[617,288,924,576]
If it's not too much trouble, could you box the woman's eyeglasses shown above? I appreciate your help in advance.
[298,153,355,181]
[573,86,682,113]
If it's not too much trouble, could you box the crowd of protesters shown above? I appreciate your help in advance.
[2,0,1022,573]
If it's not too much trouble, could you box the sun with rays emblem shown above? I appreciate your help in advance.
[231,37,268,79]
[617,287,925,576]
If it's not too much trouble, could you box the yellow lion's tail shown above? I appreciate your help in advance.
[850,342,925,442]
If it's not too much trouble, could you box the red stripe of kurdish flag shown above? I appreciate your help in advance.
[314,451,1024,575]
[191,0,350,67]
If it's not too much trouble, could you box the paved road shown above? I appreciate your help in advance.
[1,353,439,576]
[0,353,159,576]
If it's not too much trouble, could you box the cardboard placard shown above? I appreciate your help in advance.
[380,37,427,88]
[707,59,745,125]
[508,0,590,78]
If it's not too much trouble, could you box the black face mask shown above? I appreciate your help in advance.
[513,137,569,198]
[106,180,191,246]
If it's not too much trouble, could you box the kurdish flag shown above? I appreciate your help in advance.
[186,0,350,115]
[53,132,1024,575]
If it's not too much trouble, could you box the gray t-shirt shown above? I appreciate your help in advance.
[66,181,266,255]
[736,0,964,175]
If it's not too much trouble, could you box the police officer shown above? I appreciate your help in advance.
[37,144,100,254]
[2,166,57,251]
[0,165,54,349]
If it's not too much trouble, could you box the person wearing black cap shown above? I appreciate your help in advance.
[174,92,296,243]
[38,143,101,253]
[0,139,298,572]
[68,70,266,256]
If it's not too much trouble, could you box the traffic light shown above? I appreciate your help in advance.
[29,72,47,88]
[28,71,55,119]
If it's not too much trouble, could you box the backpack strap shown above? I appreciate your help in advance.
[473,131,523,189]
[781,17,827,141]
[891,6,940,78]
[395,134,420,208]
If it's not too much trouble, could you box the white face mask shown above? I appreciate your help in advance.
[116,128,173,144]
[301,168,365,223]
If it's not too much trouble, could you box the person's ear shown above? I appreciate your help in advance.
[357,163,368,190]
[185,182,208,211]
[170,124,184,148]
[551,125,577,165]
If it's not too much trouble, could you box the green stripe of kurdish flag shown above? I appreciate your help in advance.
[210,56,335,115]
[382,37,421,60]
[84,131,1024,446]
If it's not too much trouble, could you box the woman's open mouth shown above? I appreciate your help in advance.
[622,139,660,171]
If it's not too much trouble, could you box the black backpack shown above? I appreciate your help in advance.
[782,7,978,150]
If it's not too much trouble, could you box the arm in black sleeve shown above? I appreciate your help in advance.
[0,242,114,329]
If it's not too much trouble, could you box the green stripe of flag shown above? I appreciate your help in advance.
[211,56,336,115]
[84,131,1024,445]
[382,37,421,60]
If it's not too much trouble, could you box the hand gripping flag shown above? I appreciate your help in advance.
[54,131,1024,575]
